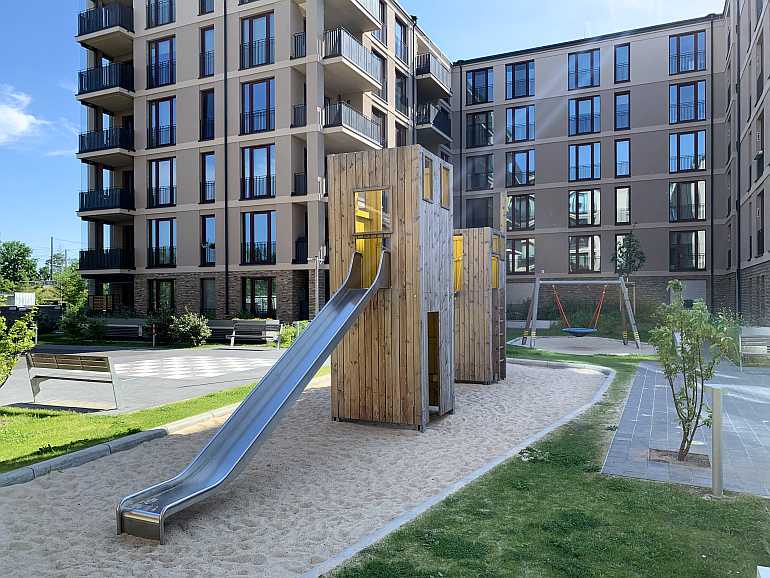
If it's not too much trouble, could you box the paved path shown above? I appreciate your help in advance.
[602,361,770,497]
[0,345,284,413]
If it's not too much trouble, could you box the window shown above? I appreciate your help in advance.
[148,96,176,147]
[467,111,494,147]
[670,230,706,271]
[615,234,628,273]
[727,223,733,268]
[506,150,535,187]
[396,123,407,146]
[241,211,277,265]
[507,238,535,274]
[241,13,274,69]
[423,155,434,201]
[669,181,706,222]
[147,37,175,88]
[669,130,706,172]
[569,142,601,181]
[507,194,535,231]
[200,26,215,77]
[148,157,176,208]
[201,215,216,266]
[615,139,630,177]
[395,72,408,116]
[615,186,630,224]
[372,51,387,102]
[615,92,630,130]
[147,218,176,268]
[669,31,706,74]
[506,60,535,98]
[615,44,630,83]
[466,67,493,105]
[241,144,275,199]
[569,235,601,273]
[200,278,216,317]
[242,278,276,318]
[757,191,765,257]
[241,78,275,134]
[440,165,450,208]
[466,154,493,190]
[669,81,706,123]
[201,152,215,203]
[507,105,535,142]
[200,0,214,15]
[569,189,601,227]
[395,18,408,64]
[569,96,601,135]
[371,107,386,147]
[148,279,175,312]
[466,197,492,228]
[568,48,600,89]
[200,89,215,140]
[147,0,175,28]
[373,0,387,45]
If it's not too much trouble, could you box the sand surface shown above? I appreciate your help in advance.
[0,363,604,577]
[509,335,656,356]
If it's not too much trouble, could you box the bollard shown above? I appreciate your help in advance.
[708,385,724,497]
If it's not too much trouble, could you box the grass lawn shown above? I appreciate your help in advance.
[0,366,330,473]
[330,349,770,578]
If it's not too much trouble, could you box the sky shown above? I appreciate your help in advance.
[0,0,724,266]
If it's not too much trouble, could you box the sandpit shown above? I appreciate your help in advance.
[509,335,656,356]
[0,362,605,577]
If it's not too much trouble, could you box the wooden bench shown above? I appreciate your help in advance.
[25,353,120,409]
[207,320,235,342]
[103,323,144,340]
[229,320,281,347]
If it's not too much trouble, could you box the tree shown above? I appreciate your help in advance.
[55,263,88,307]
[649,281,738,461]
[0,310,36,387]
[0,241,37,287]
[38,251,67,281]
[612,233,646,280]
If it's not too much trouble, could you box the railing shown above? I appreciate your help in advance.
[323,102,383,145]
[615,106,630,128]
[147,186,176,208]
[466,172,493,191]
[147,246,176,268]
[147,125,176,148]
[395,40,409,65]
[671,154,706,172]
[293,237,308,264]
[292,104,307,128]
[616,208,631,223]
[79,248,134,270]
[293,173,307,196]
[569,164,601,181]
[416,53,450,90]
[241,38,275,69]
[79,127,134,153]
[506,79,535,99]
[78,62,134,95]
[569,255,601,274]
[147,0,175,28]
[241,176,276,199]
[507,122,535,142]
[670,101,706,122]
[615,63,630,82]
[292,32,306,59]
[241,109,275,134]
[669,51,706,73]
[416,103,451,137]
[242,241,277,265]
[88,294,126,313]
[201,181,215,203]
[355,0,380,21]
[147,60,175,88]
[669,203,706,222]
[466,125,493,147]
[568,67,600,89]
[616,161,630,176]
[466,85,492,105]
[79,188,135,212]
[323,28,382,82]
[669,248,706,271]
[200,118,215,141]
[507,170,535,187]
[78,2,134,36]
[200,51,214,77]
[569,113,600,135]
[200,244,216,266]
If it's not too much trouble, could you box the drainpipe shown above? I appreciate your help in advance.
[710,16,715,310]
[224,0,230,316]
[735,0,743,314]
[411,16,418,145]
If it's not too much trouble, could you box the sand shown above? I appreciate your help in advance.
[509,335,656,356]
[0,363,605,577]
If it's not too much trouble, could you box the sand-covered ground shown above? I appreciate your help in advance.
[0,363,605,577]
[509,335,656,356]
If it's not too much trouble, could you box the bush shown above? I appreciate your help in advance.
[60,305,108,343]
[170,311,212,347]
[1,311,36,386]
[145,309,174,342]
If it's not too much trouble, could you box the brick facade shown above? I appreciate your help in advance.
[741,260,770,325]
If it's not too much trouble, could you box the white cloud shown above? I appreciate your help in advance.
[0,85,47,146]
[45,148,77,157]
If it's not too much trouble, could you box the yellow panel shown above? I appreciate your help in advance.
[453,235,463,292]
[491,256,500,289]
[354,189,390,286]
[423,156,434,202]
[441,166,450,208]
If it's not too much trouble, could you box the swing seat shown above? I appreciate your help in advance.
[562,327,597,337]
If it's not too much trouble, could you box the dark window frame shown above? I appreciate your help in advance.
[615,186,631,225]
[507,238,536,274]
[669,230,707,271]
[200,214,216,266]
[669,180,707,222]
[240,210,277,265]
[669,30,707,75]
[147,217,176,268]
[200,151,215,203]
[148,157,176,208]
[506,104,535,143]
[669,130,707,173]
[200,25,215,77]
[614,91,630,130]
[200,88,215,141]
[507,193,535,231]
[614,43,630,83]
[241,143,276,199]
[569,188,601,228]
[669,80,707,124]
[200,278,216,317]
[615,138,630,178]
[148,278,175,313]
[241,277,277,318]
[147,95,176,147]
[506,149,536,187]
[466,154,494,191]
[569,95,601,135]
[241,77,276,134]
[147,36,176,88]
[240,12,274,69]
[568,141,601,181]
[466,110,494,148]
[506,60,535,99]
[466,67,494,105]
[568,234,601,273]
[568,48,600,90]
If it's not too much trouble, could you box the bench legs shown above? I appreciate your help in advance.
[30,376,46,403]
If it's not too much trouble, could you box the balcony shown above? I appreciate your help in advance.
[242,241,277,265]
[569,113,600,135]
[669,248,706,272]
[79,248,134,272]
[201,181,215,203]
[293,237,308,264]
[200,51,214,77]
[241,38,275,69]
[322,102,383,152]
[147,246,176,268]
[79,188,135,217]
[241,109,275,135]
[292,104,307,128]
[415,103,451,146]
[147,186,176,208]
[147,60,175,89]
[77,62,134,112]
[241,176,276,200]
[323,28,382,93]
[200,244,216,267]
[147,125,176,148]
[292,32,306,59]
[320,0,381,34]
[77,2,134,58]
[78,127,134,166]
[146,0,175,28]
[293,173,308,196]
[416,53,451,99]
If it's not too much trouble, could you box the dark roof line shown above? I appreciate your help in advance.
[454,13,722,68]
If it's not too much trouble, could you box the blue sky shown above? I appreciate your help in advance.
[0,0,724,266]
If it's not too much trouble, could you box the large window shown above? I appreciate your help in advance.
[568,48,600,90]
[241,78,275,134]
[372,51,387,102]
[670,230,706,271]
[569,189,601,227]
[241,211,277,265]
[148,157,176,208]
[395,18,408,64]
[466,155,493,190]
[147,218,176,268]
[615,92,630,130]
[569,142,601,181]
[241,144,276,199]
[669,80,706,123]
[507,238,535,274]
[466,67,493,105]
[148,36,175,88]
[615,186,630,225]
[569,95,601,135]
[614,43,630,83]
[569,235,601,273]
[507,105,535,142]
[241,13,274,69]
[669,31,706,74]
[200,89,215,140]
[506,149,536,187]
[200,278,216,317]
[242,278,276,318]
[669,130,706,172]
[757,191,765,257]
[506,60,535,98]
[148,96,176,148]
[615,139,630,177]
[148,279,175,312]
[395,71,409,116]
[669,180,706,222]
[201,215,216,266]
[466,197,492,228]
[200,26,215,77]
[466,111,494,147]
[507,194,535,231]
[201,152,215,203]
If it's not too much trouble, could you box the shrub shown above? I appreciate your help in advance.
[170,311,212,347]
[145,309,174,343]
[1,310,36,386]
[60,305,90,342]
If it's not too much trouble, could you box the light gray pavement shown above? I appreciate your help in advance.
[508,335,656,356]
[0,344,285,413]
[602,361,770,497]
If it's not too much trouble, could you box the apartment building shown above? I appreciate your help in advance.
[75,0,451,321]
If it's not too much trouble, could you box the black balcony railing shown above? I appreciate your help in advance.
[241,109,275,134]
[466,85,492,105]
[79,248,134,270]
[200,244,216,266]
[669,203,706,222]
[569,164,601,181]
[293,173,307,196]
[466,172,493,191]
[670,248,706,271]
[416,103,451,137]
[292,32,306,59]
[147,125,176,148]
[507,170,536,187]
[147,246,176,268]
[147,186,176,208]
[147,0,175,28]
[615,63,630,82]
[669,51,706,74]
[292,104,307,128]
[616,161,630,176]
[78,2,134,36]
[78,62,134,95]
[506,79,535,99]
[568,67,600,89]
[671,154,707,172]
[670,101,706,122]
[147,60,175,88]
[200,118,215,141]
[615,107,630,129]
[508,122,535,142]
[616,208,631,224]
[79,127,134,153]
[241,176,276,199]
[242,241,276,265]
[241,38,275,69]
[79,188,135,212]
[323,102,383,145]
[467,125,493,148]
[201,181,215,203]
[569,113,600,135]
[323,28,382,82]
[395,40,409,65]
[293,237,308,264]
[416,53,451,90]
[200,51,214,77]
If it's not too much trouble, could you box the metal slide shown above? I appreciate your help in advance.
[117,251,390,543]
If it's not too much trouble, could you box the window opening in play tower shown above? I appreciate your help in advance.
[354,188,391,286]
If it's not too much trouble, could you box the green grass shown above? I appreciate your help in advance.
[0,365,330,473]
[330,350,770,578]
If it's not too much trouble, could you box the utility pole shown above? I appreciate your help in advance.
[50,237,54,282]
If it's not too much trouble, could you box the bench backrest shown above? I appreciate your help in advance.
[233,320,281,334]
[27,353,111,373]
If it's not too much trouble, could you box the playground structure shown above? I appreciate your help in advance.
[453,228,507,384]
[523,275,641,349]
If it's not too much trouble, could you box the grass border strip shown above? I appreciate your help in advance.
[301,360,615,578]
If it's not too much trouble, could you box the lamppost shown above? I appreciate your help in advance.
[308,244,327,318]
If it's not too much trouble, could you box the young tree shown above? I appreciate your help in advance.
[612,233,646,280]
[649,281,737,461]
[0,311,36,387]
[0,241,37,287]
[55,263,88,307]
